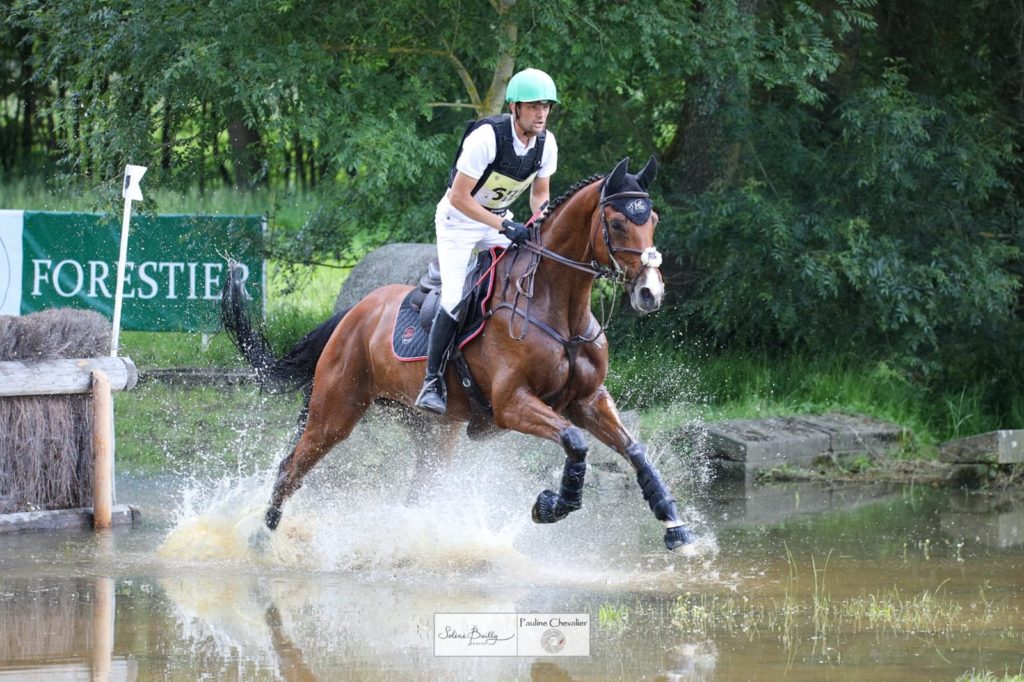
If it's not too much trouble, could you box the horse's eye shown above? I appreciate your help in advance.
[610,219,626,232]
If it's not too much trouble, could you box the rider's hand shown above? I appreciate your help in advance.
[501,219,530,246]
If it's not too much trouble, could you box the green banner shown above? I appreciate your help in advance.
[0,211,263,332]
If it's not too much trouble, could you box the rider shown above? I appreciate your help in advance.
[415,67,560,414]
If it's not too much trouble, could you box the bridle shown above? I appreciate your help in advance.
[595,184,663,285]
[521,179,663,286]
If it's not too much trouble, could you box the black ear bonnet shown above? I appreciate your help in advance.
[601,156,658,224]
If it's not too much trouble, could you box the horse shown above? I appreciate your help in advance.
[220,156,696,552]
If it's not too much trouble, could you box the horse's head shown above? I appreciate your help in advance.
[595,156,664,314]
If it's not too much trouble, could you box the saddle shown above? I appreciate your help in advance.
[391,249,504,436]
[392,248,501,358]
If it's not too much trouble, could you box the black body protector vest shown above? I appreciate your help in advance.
[446,114,547,215]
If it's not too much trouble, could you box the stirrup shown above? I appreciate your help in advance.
[415,376,447,414]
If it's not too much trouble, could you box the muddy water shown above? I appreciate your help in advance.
[1,460,1022,680]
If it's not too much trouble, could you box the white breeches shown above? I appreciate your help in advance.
[434,205,511,313]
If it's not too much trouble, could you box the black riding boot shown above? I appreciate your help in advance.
[415,307,460,414]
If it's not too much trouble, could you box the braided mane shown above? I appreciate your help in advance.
[534,174,604,228]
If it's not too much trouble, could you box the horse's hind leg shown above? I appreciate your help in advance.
[289,383,313,447]
[266,376,370,530]
[402,411,460,505]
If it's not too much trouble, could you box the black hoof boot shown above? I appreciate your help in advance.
[532,490,580,524]
[664,525,696,551]
[532,490,560,523]
[265,506,282,530]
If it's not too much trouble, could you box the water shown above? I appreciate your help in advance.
[1,439,1022,680]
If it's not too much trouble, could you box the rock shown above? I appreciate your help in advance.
[939,430,1024,465]
[334,243,437,312]
[688,412,906,481]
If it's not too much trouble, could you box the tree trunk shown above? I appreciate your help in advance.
[293,132,307,191]
[662,0,759,196]
[225,104,265,190]
[161,100,174,171]
[662,74,729,196]
[19,45,35,167]
[479,0,519,117]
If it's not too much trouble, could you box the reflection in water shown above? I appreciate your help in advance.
[662,641,718,682]
[265,604,317,682]
[159,571,724,681]
[160,569,529,679]
[941,490,1024,548]
[92,576,115,681]
[530,661,577,681]
[707,476,902,527]
[0,576,137,682]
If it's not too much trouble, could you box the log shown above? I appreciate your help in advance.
[0,357,137,397]
[0,505,140,534]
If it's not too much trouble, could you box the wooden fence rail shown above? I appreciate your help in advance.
[0,357,137,397]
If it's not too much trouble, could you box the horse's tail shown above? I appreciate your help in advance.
[221,260,349,394]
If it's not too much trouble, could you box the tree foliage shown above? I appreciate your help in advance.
[678,66,1020,363]
[3,0,1023,396]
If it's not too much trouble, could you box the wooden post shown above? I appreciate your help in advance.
[91,370,113,530]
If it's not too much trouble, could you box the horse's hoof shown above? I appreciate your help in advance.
[249,528,271,553]
[532,490,580,524]
[265,506,282,530]
[532,490,561,524]
[664,525,696,551]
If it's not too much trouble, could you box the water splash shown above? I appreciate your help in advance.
[157,410,719,589]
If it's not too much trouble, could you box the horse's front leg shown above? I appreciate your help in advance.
[493,389,589,525]
[568,387,696,551]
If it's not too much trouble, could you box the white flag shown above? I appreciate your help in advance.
[122,165,147,201]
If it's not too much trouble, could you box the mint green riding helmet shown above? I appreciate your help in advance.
[505,68,559,104]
